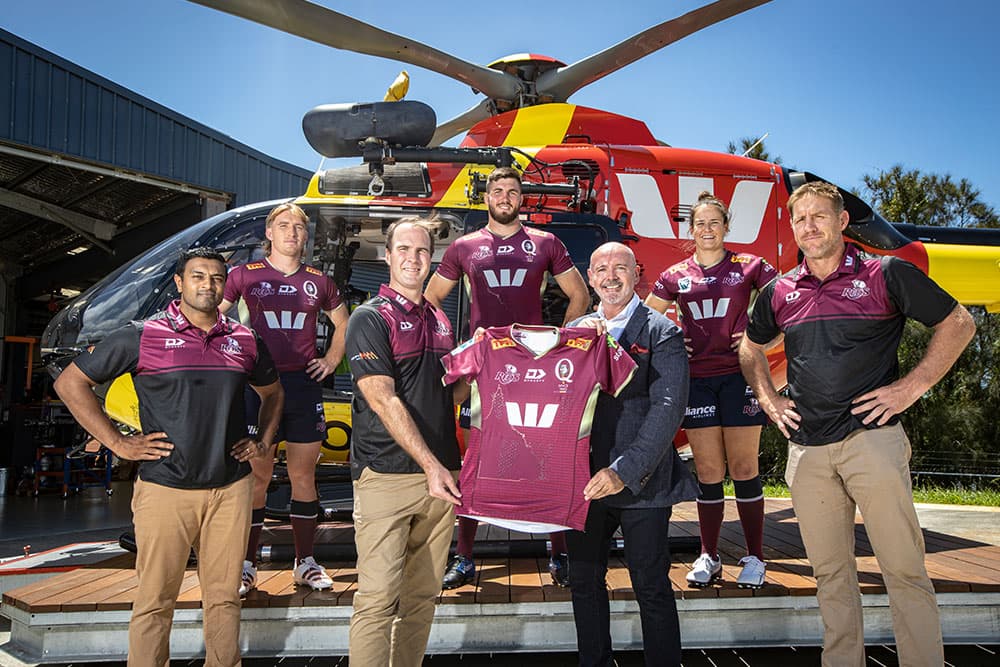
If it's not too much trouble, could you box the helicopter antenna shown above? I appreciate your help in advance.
[741,132,769,158]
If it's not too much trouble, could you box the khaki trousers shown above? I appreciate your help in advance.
[786,424,943,667]
[349,469,456,667]
[128,475,253,667]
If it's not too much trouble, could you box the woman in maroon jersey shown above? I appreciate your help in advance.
[645,191,776,589]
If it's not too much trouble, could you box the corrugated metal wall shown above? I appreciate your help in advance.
[0,28,311,205]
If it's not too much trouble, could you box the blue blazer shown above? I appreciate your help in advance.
[571,301,698,509]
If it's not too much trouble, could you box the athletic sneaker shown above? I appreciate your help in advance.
[548,553,570,587]
[442,554,476,589]
[736,555,766,589]
[686,553,722,587]
[293,556,333,591]
[239,560,257,597]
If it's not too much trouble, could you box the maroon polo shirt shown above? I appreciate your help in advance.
[74,300,278,489]
[746,245,956,445]
[345,285,461,479]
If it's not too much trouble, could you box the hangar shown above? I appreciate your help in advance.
[0,27,313,492]
[0,27,311,345]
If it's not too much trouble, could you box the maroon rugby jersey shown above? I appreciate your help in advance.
[652,251,775,377]
[441,325,637,531]
[224,260,342,372]
[73,300,278,489]
[435,226,575,330]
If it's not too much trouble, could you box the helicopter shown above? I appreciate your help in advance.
[40,0,1000,514]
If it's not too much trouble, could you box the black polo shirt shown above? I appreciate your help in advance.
[746,245,956,445]
[345,285,461,479]
[74,300,278,489]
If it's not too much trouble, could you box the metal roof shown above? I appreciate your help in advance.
[0,27,313,308]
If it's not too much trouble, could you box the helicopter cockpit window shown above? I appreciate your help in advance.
[73,220,212,344]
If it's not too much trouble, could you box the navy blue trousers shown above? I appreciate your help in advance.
[567,504,681,667]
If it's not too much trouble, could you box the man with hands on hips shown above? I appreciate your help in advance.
[54,247,282,667]
[739,181,975,667]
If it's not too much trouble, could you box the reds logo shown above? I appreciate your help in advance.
[495,364,521,385]
[722,271,745,287]
[841,279,871,300]
[472,245,492,260]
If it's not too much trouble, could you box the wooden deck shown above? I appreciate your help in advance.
[3,499,1000,661]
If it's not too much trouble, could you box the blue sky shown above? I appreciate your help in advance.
[4,0,999,213]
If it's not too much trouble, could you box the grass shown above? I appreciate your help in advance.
[722,480,1000,507]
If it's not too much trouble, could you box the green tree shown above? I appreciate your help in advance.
[757,167,1000,486]
[859,165,1000,228]
[726,135,782,164]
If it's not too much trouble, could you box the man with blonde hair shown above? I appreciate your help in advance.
[222,202,350,595]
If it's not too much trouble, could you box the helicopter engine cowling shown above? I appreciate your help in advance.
[302,101,437,158]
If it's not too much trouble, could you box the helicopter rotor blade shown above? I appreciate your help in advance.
[536,0,771,102]
[188,0,523,102]
[430,100,495,146]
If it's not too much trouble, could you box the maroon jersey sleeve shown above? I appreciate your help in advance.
[651,266,680,302]
[546,234,575,276]
[435,240,465,282]
[749,255,778,290]
[223,265,245,304]
[441,336,485,385]
[584,330,637,397]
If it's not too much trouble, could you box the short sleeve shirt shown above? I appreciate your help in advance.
[652,251,776,377]
[345,285,461,479]
[434,226,575,330]
[74,300,278,489]
[746,246,957,445]
[224,260,343,372]
[441,325,637,531]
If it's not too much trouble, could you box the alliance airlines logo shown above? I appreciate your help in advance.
[506,402,559,428]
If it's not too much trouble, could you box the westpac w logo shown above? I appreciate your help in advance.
[263,310,307,330]
[484,268,527,288]
[687,298,730,320]
[505,402,559,428]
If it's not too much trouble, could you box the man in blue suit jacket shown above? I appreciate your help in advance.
[568,242,698,667]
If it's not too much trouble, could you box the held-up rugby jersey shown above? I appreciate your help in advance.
[652,251,776,377]
[434,226,575,330]
[74,300,278,489]
[224,260,342,372]
[441,325,637,531]
[345,285,461,479]
[746,245,957,445]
